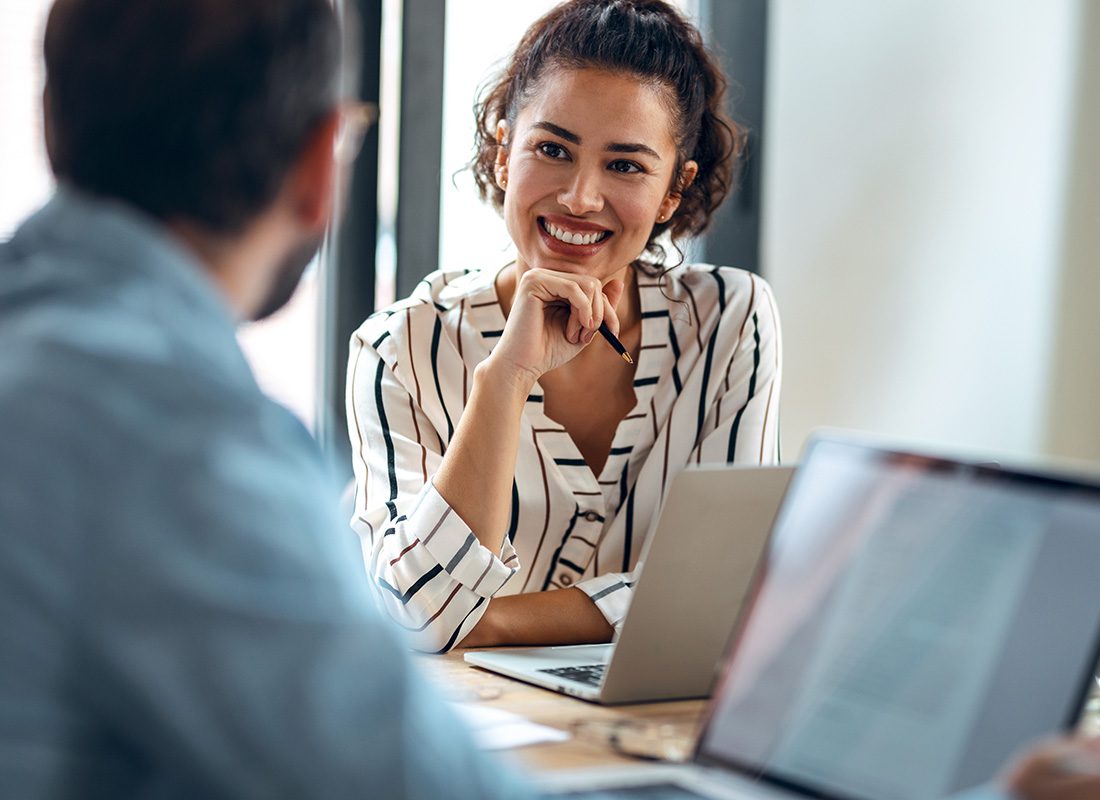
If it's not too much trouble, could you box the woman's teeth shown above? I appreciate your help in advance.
[541,219,608,246]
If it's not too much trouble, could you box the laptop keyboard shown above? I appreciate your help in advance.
[538,663,606,687]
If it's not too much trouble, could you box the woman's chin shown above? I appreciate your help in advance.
[516,247,619,279]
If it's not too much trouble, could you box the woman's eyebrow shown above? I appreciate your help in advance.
[606,141,661,159]
[532,121,661,160]
[533,121,580,143]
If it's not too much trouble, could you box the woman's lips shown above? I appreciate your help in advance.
[537,216,612,257]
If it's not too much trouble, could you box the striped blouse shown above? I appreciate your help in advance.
[346,263,782,652]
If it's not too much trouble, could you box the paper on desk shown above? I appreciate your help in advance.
[450,701,570,751]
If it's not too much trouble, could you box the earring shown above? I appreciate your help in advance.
[496,169,507,190]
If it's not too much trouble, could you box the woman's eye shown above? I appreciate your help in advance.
[609,159,643,174]
[537,142,569,160]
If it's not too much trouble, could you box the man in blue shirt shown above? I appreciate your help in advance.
[0,0,532,797]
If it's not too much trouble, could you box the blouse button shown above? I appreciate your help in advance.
[582,511,601,523]
[559,573,574,586]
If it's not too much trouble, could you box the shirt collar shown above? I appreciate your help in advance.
[11,186,253,384]
[17,185,241,331]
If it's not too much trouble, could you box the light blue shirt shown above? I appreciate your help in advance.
[0,189,534,799]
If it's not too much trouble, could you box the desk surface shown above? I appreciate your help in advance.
[424,650,706,772]
[426,651,1100,776]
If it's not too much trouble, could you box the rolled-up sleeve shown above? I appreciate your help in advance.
[346,319,519,652]
[575,571,636,634]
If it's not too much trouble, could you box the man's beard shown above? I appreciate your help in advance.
[250,233,325,321]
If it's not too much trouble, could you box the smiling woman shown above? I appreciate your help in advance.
[496,68,695,282]
[345,0,782,653]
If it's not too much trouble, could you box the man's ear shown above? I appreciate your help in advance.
[286,111,341,233]
[42,86,58,172]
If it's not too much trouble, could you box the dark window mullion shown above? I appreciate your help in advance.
[697,0,768,275]
[320,0,383,471]
[394,0,446,300]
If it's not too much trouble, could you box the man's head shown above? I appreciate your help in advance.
[43,0,348,319]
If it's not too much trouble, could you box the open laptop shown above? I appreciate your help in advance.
[543,435,1100,800]
[464,465,795,704]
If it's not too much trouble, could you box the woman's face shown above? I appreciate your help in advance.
[498,67,695,284]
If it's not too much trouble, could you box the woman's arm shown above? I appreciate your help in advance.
[346,270,623,651]
[429,358,533,556]
[348,331,520,652]
[434,268,623,554]
[459,588,614,648]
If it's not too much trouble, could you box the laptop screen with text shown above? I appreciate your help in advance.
[697,438,1100,800]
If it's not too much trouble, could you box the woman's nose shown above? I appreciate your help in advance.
[557,167,604,216]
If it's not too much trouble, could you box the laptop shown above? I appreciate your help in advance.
[543,435,1100,800]
[464,465,795,704]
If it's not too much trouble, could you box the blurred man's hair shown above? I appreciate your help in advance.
[43,0,342,233]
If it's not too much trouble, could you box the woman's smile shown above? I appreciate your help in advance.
[499,67,683,282]
[536,214,613,257]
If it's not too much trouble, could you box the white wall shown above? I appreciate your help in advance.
[762,1,1093,463]
[1045,2,1100,461]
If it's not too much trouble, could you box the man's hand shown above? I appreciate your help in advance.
[1002,736,1100,800]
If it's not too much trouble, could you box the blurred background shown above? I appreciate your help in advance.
[3,0,1097,472]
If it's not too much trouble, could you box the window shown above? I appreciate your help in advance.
[0,1,54,240]
[237,265,320,430]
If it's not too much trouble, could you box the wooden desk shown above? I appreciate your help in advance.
[422,650,706,772]
[423,652,1100,777]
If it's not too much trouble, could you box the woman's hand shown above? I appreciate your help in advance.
[490,268,625,383]
[1002,736,1100,800]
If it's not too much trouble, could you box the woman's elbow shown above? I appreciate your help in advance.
[372,584,487,654]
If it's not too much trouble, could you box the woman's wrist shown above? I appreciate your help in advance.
[474,354,539,402]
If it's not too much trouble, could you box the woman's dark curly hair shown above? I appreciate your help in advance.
[468,0,744,268]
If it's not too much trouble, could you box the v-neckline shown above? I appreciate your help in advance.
[465,265,670,493]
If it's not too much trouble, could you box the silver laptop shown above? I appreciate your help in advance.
[544,435,1100,800]
[464,465,795,704]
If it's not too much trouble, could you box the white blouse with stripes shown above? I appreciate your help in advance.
[346,263,782,652]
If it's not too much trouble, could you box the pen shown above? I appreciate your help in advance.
[598,322,634,365]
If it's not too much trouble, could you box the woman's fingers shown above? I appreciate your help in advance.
[562,280,594,344]
[564,304,584,344]
[601,299,621,342]
[601,278,624,338]
[506,267,625,368]
[524,269,604,340]
[586,284,604,344]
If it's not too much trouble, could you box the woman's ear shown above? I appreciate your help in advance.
[678,160,699,191]
[656,160,699,223]
[494,120,510,190]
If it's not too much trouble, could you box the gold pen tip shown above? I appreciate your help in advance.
[621,352,634,365]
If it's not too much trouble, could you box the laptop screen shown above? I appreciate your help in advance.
[696,437,1100,800]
